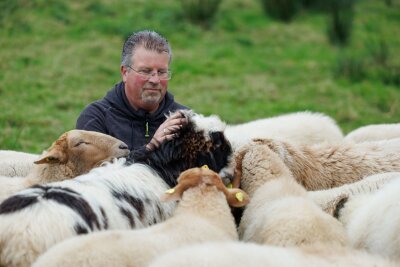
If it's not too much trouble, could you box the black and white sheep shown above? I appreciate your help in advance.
[32,167,249,267]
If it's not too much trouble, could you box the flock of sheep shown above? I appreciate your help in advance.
[0,110,399,267]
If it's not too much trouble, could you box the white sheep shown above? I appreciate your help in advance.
[345,123,400,143]
[230,138,400,191]
[32,167,249,267]
[225,111,343,151]
[310,172,400,261]
[147,242,398,267]
[234,142,348,247]
[0,110,234,267]
[308,172,400,214]
[0,129,130,203]
[0,150,39,177]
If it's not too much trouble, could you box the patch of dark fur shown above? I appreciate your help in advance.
[31,184,79,195]
[0,185,102,232]
[0,195,38,214]
[42,189,100,230]
[231,207,244,227]
[100,207,109,230]
[156,204,164,220]
[129,120,232,187]
[333,196,349,219]
[112,191,145,220]
[119,207,135,228]
[74,224,89,235]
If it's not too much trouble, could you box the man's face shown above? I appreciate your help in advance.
[121,46,170,113]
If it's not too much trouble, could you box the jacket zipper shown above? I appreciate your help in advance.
[145,121,150,138]
[145,113,150,141]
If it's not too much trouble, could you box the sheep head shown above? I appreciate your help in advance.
[161,166,250,208]
[34,130,129,177]
[131,110,233,187]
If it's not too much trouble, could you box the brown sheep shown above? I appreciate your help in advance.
[0,129,129,202]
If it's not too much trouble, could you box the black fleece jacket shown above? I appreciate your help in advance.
[76,81,187,152]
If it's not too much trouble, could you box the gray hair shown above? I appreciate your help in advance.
[121,30,172,67]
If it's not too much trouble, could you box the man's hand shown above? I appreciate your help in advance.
[146,111,188,151]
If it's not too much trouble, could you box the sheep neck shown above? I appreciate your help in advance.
[238,144,294,197]
[26,162,76,185]
[173,185,238,237]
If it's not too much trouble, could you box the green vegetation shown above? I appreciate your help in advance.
[260,0,300,22]
[179,0,222,27]
[0,0,399,153]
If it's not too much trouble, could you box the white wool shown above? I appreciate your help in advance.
[234,143,347,247]
[0,160,176,267]
[168,110,226,141]
[239,177,348,247]
[309,172,400,261]
[225,111,343,151]
[0,150,39,177]
[147,242,397,267]
[191,113,227,138]
[32,169,244,267]
[309,172,400,213]
[345,123,400,143]
[346,176,400,260]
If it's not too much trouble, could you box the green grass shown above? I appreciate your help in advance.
[1,0,399,153]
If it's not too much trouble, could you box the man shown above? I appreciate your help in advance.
[76,30,188,153]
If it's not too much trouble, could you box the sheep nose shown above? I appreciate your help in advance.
[119,143,129,150]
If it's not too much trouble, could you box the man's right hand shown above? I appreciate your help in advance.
[146,111,188,151]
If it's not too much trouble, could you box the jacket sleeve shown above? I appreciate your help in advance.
[75,103,108,134]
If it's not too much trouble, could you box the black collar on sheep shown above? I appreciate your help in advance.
[128,111,232,187]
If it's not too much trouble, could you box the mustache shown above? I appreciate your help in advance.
[143,86,162,90]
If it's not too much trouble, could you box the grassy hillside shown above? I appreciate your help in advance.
[1,0,399,152]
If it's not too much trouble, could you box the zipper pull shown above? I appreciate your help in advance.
[145,121,150,138]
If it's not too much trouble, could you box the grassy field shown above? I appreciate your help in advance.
[0,0,399,153]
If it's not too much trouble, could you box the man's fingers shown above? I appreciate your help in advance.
[165,118,184,127]
[161,125,181,137]
[165,113,188,126]
[164,132,179,141]
[166,112,184,121]
[168,125,181,132]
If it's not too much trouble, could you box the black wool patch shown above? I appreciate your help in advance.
[74,224,89,235]
[119,207,135,228]
[112,191,145,220]
[0,195,38,214]
[43,190,100,231]
[100,207,109,230]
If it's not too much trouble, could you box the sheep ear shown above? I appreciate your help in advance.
[160,186,185,202]
[34,133,69,165]
[324,194,349,218]
[226,188,250,208]
[34,150,67,165]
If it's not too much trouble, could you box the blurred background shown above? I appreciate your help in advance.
[0,0,399,153]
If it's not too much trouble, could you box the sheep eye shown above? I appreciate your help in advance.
[74,141,89,147]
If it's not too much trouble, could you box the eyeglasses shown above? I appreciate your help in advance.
[127,66,172,80]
